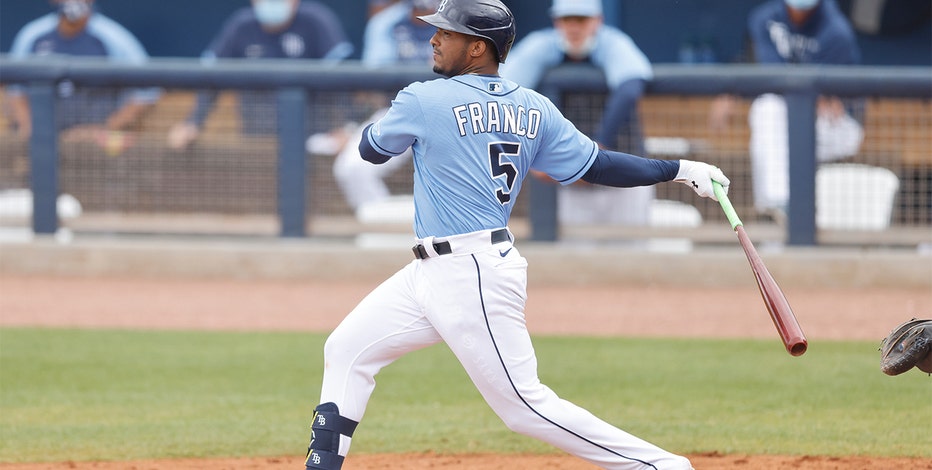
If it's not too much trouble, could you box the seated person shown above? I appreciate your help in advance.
[167,0,353,150]
[6,0,160,145]
[501,0,655,226]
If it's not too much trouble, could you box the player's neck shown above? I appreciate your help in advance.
[459,63,499,77]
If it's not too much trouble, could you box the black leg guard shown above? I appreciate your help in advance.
[305,402,359,470]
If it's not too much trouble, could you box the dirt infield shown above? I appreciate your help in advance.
[1,274,931,469]
[1,453,932,470]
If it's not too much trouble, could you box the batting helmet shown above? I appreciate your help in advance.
[417,0,516,63]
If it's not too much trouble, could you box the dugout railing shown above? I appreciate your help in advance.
[0,57,929,247]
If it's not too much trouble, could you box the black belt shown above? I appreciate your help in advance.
[412,229,509,260]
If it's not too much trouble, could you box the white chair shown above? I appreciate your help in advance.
[0,189,83,219]
[646,199,703,253]
[649,199,702,228]
[816,163,900,231]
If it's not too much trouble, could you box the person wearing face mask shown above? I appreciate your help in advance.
[709,0,863,221]
[500,0,656,227]
[5,0,160,140]
[167,0,353,150]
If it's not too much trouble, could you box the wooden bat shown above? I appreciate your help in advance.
[713,182,807,356]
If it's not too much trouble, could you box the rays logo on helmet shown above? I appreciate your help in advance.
[438,0,448,12]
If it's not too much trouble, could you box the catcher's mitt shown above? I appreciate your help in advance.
[879,318,932,376]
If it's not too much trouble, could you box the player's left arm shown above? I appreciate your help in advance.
[581,149,730,201]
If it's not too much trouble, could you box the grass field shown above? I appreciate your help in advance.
[0,328,929,463]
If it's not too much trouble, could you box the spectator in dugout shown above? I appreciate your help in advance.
[500,0,657,227]
[367,0,401,18]
[709,0,864,222]
[5,0,160,141]
[167,0,353,151]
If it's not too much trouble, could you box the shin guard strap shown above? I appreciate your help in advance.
[305,448,344,470]
[312,410,359,437]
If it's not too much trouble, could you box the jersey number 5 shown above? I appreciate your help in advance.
[489,142,519,205]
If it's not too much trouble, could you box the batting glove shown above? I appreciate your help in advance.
[675,159,730,201]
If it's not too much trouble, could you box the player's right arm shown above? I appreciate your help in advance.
[358,123,392,164]
[358,85,421,163]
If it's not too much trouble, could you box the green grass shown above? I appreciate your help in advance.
[1,328,929,463]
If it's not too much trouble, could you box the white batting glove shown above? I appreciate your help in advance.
[675,159,730,201]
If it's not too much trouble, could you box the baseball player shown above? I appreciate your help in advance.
[304,1,729,469]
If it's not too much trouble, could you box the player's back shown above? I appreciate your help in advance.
[381,74,596,237]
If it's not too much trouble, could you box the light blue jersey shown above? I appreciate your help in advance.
[500,25,652,90]
[7,12,160,104]
[365,74,598,238]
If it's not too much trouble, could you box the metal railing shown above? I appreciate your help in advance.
[1,56,929,245]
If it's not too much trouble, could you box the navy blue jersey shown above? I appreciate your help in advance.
[188,1,353,133]
[748,0,860,65]
[204,2,352,61]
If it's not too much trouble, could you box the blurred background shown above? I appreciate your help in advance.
[0,0,929,251]
[3,0,930,64]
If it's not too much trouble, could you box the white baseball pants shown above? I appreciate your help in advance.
[318,228,692,469]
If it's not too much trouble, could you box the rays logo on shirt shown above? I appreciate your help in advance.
[766,20,820,62]
[281,33,306,58]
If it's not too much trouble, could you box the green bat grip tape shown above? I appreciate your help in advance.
[713,181,743,230]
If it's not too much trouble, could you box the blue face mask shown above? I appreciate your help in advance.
[784,0,820,10]
[57,0,91,22]
[254,0,293,27]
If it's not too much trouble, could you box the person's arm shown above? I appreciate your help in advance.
[167,10,245,150]
[358,123,392,164]
[88,14,161,131]
[306,2,354,61]
[581,149,730,200]
[581,149,678,187]
[106,100,153,131]
[9,93,32,139]
[167,91,218,150]
[746,7,785,64]
[499,31,563,88]
[361,2,407,67]
[6,14,58,139]
[357,87,420,165]
[595,78,646,147]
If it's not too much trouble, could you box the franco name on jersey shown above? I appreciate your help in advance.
[452,101,542,139]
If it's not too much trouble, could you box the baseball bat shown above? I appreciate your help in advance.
[713,182,807,357]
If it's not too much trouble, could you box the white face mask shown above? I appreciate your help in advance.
[254,0,293,27]
[784,0,820,10]
[57,0,92,22]
[560,35,595,61]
